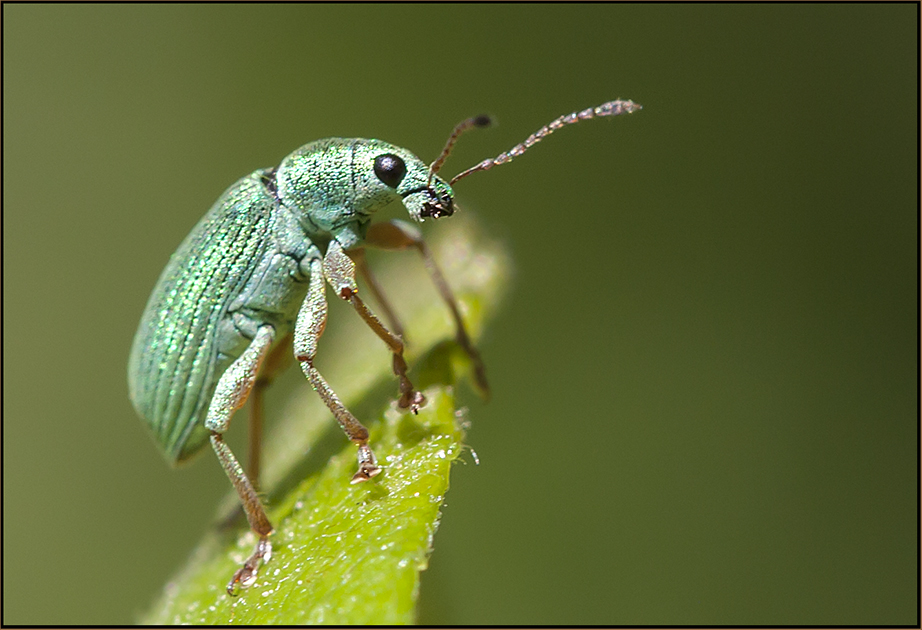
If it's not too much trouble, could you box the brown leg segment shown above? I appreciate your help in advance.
[350,247,406,342]
[293,256,382,483]
[247,332,293,489]
[363,220,489,398]
[322,241,424,412]
[203,324,277,595]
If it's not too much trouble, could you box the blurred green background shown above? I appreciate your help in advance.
[3,4,917,625]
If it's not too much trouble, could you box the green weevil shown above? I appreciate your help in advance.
[128,99,641,595]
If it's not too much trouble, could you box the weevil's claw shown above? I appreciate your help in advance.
[226,537,272,597]
[226,568,251,597]
[398,390,426,414]
[350,463,382,484]
[350,444,382,484]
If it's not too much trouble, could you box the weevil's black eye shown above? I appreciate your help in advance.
[373,154,407,188]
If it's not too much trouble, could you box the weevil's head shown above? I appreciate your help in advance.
[360,141,456,222]
[278,139,456,237]
[353,115,493,223]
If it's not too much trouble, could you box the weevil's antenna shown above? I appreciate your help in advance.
[428,114,493,186]
[449,99,641,186]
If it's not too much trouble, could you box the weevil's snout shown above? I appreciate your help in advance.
[420,188,454,219]
[403,186,455,221]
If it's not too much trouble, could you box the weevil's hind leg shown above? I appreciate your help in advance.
[294,257,382,483]
[247,332,292,490]
[350,247,406,343]
[323,241,425,413]
[364,220,489,398]
[205,324,277,596]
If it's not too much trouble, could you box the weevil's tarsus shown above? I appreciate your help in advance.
[351,444,382,484]
[449,99,642,186]
[226,536,272,597]
[363,220,490,399]
[428,114,494,187]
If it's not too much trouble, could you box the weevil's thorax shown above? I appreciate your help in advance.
[275,138,455,249]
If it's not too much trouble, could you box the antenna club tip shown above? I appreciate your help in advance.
[591,99,643,118]
[473,114,493,128]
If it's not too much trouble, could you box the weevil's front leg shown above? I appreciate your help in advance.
[365,220,489,398]
[293,257,381,483]
[350,247,406,343]
[323,240,425,412]
[204,324,276,596]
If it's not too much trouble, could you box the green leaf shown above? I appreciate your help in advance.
[141,216,510,624]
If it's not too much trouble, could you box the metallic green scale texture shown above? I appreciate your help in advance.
[128,175,274,462]
[128,100,640,595]
[128,139,454,464]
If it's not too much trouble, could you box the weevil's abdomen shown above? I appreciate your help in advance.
[128,173,280,464]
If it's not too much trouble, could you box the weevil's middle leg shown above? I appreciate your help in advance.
[323,240,425,413]
[294,257,382,483]
[204,324,277,596]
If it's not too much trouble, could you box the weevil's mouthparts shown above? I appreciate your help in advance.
[401,185,454,220]
[420,193,454,219]
[404,186,454,219]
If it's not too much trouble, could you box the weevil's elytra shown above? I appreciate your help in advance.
[128,99,640,596]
